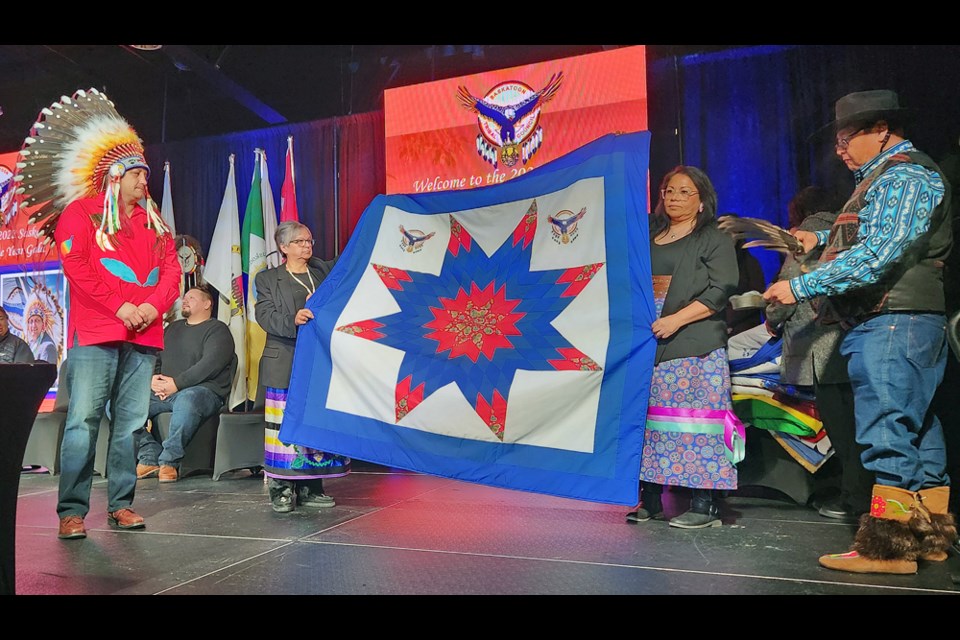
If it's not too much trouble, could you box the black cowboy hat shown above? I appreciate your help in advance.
[831,89,911,130]
[810,89,912,141]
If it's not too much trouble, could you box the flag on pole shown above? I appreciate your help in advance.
[205,154,247,409]
[279,136,299,223]
[160,161,177,235]
[260,150,280,269]
[279,132,657,505]
[242,149,269,402]
[160,161,184,323]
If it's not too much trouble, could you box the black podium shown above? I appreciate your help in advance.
[0,363,57,596]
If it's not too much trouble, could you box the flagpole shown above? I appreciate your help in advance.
[287,136,295,185]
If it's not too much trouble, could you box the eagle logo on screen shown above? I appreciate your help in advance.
[457,71,563,170]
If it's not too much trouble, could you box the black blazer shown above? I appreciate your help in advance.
[255,256,336,390]
[654,223,738,365]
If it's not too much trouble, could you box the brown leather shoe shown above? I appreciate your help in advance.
[58,515,86,540]
[137,464,160,479]
[108,508,145,530]
[159,465,178,483]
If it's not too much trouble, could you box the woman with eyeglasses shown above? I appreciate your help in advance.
[626,166,740,529]
[254,220,350,513]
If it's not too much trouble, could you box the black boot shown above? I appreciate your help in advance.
[269,478,295,513]
[297,479,336,508]
[669,488,721,529]
[626,482,664,523]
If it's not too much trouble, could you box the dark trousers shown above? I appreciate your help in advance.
[814,376,872,514]
[268,477,324,498]
[931,350,960,512]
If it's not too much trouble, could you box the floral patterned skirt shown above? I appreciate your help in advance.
[640,294,740,490]
[264,386,351,480]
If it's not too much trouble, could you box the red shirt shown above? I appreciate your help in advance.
[54,195,181,349]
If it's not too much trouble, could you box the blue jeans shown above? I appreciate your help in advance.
[137,386,223,468]
[840,313,950,491]
[57,342,156,518]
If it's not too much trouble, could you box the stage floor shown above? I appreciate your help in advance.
[13,463,960,595]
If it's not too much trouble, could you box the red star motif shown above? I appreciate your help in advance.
[395,374,425,422]
[424,282,525,362]
[372,264,413,290]
[549,347,601,371]
[476,390,508,440]
[448,215,472,256]
[512,199,538,249]
[336,319,385,340]
[557,263,604,297]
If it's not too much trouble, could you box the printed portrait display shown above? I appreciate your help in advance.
[1,267,67,381]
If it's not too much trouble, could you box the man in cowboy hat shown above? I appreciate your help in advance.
[764,89,955,574]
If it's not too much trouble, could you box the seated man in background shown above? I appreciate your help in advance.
[135,284,236,483]
[0,307,35,364]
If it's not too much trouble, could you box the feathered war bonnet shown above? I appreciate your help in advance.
[11,88,169,251]
[24,288,56,334]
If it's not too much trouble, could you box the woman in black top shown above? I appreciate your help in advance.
[626,166,740,529]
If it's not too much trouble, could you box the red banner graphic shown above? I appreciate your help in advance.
[384,46,648,195]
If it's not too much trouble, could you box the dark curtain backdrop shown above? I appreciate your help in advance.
[648,44,960,286]
[337,110,386,254]
[788,45,960,193]
[145,112,386,262]
[145,119,338,260]
[682,45,800,285]
[144,44,960,286]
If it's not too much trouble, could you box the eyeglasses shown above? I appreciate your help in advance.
[660,188,699,200]
[289,239,315,247]
[835,128,865,151]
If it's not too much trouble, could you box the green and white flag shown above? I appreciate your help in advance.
[242,149,269,401]
[260,150,280,269]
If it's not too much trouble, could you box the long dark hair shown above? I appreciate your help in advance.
[649,166,718,239]
[787,186,844,228]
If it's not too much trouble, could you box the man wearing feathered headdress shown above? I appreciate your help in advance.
[23,292,58,364]
[12,88,181,540]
